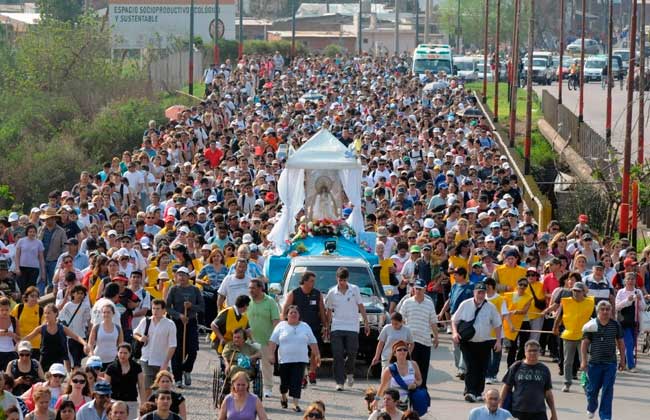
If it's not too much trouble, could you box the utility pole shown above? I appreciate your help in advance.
[509,0,521,147]
[621,0,638,239]
[456,0,461,53]
[606,0,613,145]
[358,0,363,55]
[482,0,489,103]
[634,0,646,247]
[578,0,586,123]
[494,0,501,121]
[425,0,431,44]
[291,0,297,59]
[394,0,400,55]
[213,0,220,64]
[558,0,564,105]
[189,0,195,96]
[238,0,244,58]
[415,0,420,46]
[524,0,534,175]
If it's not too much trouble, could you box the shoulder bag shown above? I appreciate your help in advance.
[457,301,485,342]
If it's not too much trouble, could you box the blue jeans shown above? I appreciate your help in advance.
[586,362,617,420]
[41,260,57,294]
[622,327,637,369]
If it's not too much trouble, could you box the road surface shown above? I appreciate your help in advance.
[534,81,650,161]
[182,332,650,419]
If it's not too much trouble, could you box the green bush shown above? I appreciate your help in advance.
[244,39,306,57]
[323,44,344,58]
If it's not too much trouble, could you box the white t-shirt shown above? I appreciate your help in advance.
[90,297,121,327]
[324,284,363,332]
[269,321,316,364]
[59,300,92,339]
[377,324,414,361]
[123,170,144,194]
[217,273,252,307]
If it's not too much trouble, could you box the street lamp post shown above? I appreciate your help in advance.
[524,0,535,175]
[291,0,297,59]
[213,0,219,65]
[238,0,244,59]
[606,0,613,145]
[359,0,363,55]
[482,0,489,103]
[558,0,564,105]
[494,0,500,121]
[578,0,586,123]
[634,0,647,246]
[189,0,195,96]
[508,0,520,148]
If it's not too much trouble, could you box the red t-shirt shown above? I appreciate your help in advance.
[204,148,223,168]
[542,272,559,298]
[612,271,644,289]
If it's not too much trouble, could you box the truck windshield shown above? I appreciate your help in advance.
[586,60,605,69]
[413,58,452,74]
[533,58,548,67]
[287,266,376,296]
[455,61,475,71]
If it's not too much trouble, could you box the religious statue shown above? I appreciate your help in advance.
[309,176,340,221]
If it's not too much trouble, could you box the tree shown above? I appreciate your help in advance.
[36,0,84,22]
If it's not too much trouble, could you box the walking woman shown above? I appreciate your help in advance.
[104,343,144,416]
[615,272,646,372]
[21,304,88,372]
[87,304,123,370]
[268,305,320,412]
[217,371,268,420]
[54,370,92,412]
[13,224,46,293]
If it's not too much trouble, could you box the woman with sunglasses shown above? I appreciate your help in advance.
[54,370,91,412]
[217,371,268,420]
[21,363,66,412]
[6,341,44,395]
[303,403,326,420]
[373,340,422,412]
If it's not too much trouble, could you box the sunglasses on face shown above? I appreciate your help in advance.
[307,413,323,419]
[72,379,86,384]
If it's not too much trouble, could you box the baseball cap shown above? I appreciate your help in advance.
[17,341,31,353]
[474,282,487,291]
[164,215,176,223]
[624,258,638,268]
[414,279,426,289]
[242,233,253,244]
[423,218,435,229]
[93,381,112,395]
[176,266,190,275]
[48,363,66,376]
[572,281,586,291]
[409,245,421,253]
[578,214,589,223]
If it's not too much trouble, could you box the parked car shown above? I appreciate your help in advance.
[566,38,601,55]
[613,49,635,76]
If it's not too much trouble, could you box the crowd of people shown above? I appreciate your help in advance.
[0,51,647,420]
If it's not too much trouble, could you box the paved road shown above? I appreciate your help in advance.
[182,332,650,419]
[533,81,650,161]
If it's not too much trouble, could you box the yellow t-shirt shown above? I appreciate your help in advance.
[145,286,163,301]
[449,255,470,285]
[225,256,238,268]
[503,292,532,341]
[487,293,504,338]
[526,281,545,320]
[379,259,395,286]
[495,265,528,292]
[454,232,469,245]
[12,303,43,349]
[561,296,595,341]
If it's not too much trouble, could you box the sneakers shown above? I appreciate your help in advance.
[485,376,497,384]
[587,411,595,419]
[335,384,344,391]
[263,391,272,398]
[308,371,317,384]
[464,393,477,403]
[458,372,466,380]
[175,380,184,389]
[628,367,638,373]
[183,372,191,387]
[346,374,354,387]
[446,326,452,334]
[562,384,570,392]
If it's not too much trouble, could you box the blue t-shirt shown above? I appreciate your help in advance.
[450,282,475,314]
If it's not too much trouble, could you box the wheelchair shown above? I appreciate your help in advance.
[212,353,263,408]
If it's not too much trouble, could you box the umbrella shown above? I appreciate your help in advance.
[165,105,186,121]
[423,81,449,92]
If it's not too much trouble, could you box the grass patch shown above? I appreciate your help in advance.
[466,81,553,168]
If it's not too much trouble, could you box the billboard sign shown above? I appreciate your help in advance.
[109,0,235,49]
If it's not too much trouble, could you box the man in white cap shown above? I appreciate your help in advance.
[165,266,204,387]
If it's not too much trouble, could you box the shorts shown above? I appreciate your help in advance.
[140,360,160,389]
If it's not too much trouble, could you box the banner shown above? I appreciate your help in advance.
[109,0,236,49]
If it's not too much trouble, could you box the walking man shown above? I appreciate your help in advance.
[325,267,369,391]
[133,299,177,400]
[581,300,626,420]
[165,266,204,388]
[452,282,502,402]
[552,281,594,392]
[397,278,439,386]
[500,340,558,420]
[247,278,280,398]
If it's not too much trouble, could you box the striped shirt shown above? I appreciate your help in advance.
[583,319,623,364]
[398,296,437,346]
